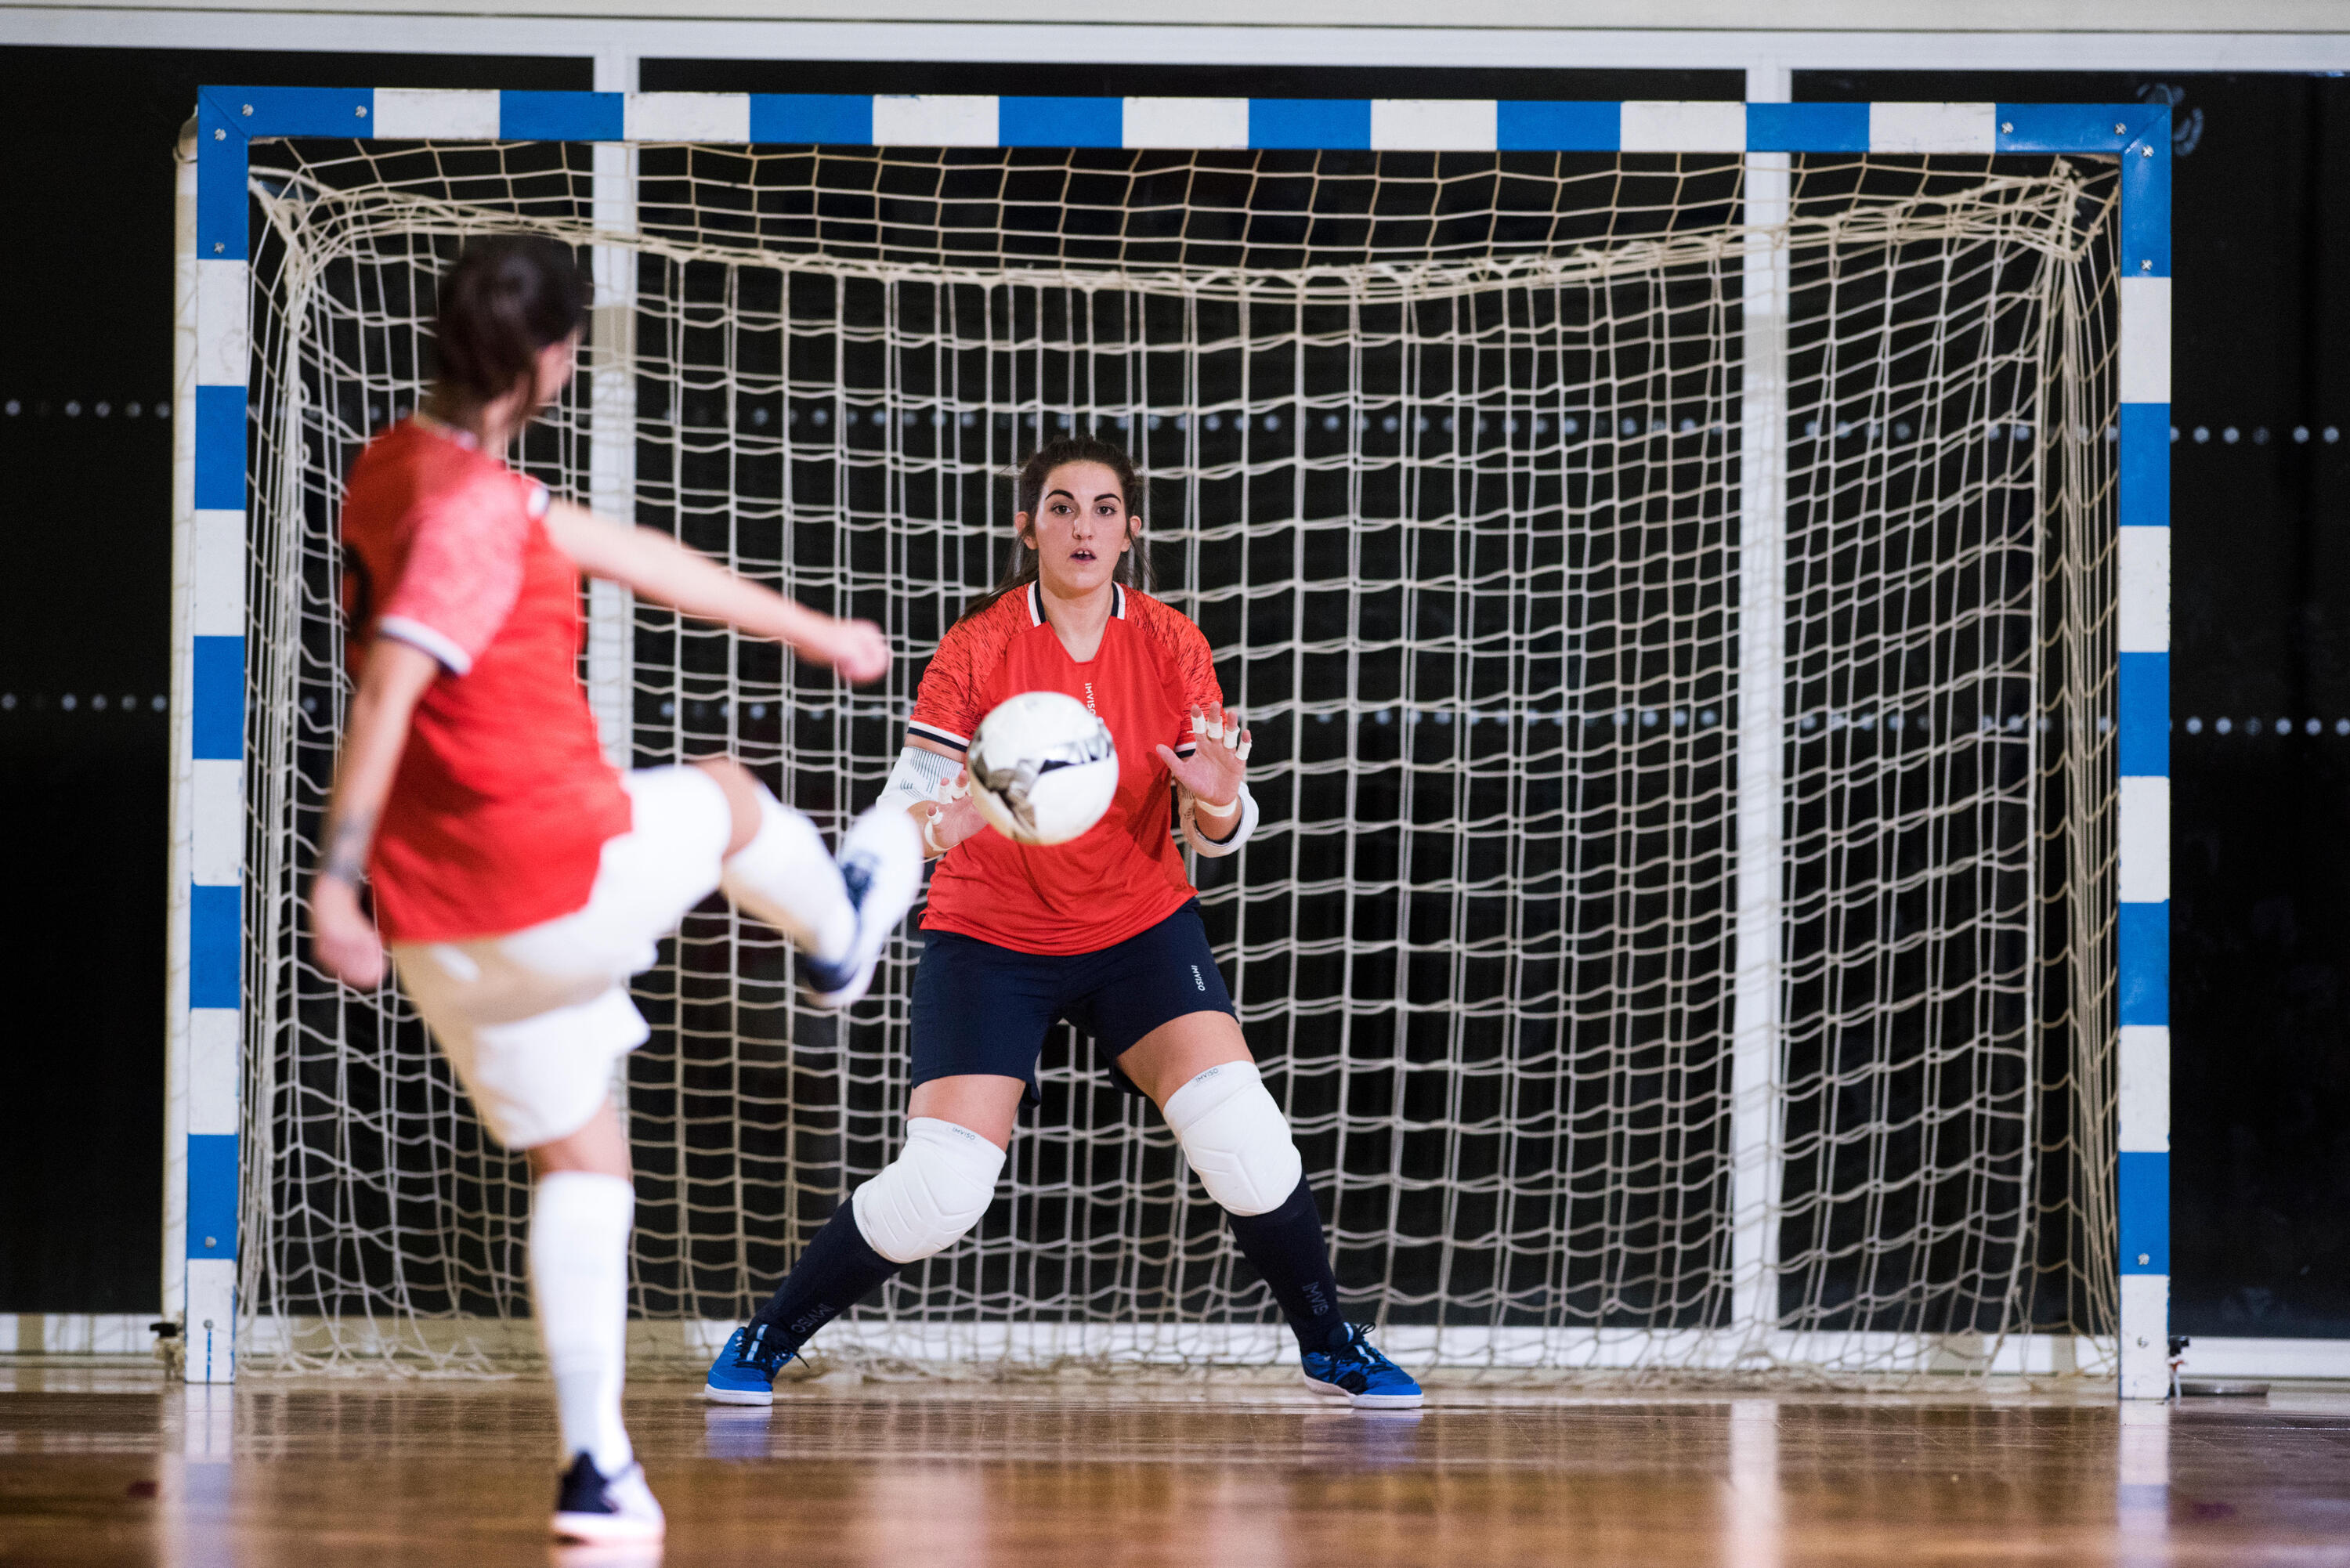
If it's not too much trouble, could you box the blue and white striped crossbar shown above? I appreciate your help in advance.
[199,89,2167,157]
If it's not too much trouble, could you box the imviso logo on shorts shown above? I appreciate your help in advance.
[1191,964,1206,992]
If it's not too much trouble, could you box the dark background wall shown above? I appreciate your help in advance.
[0,47,593,1313]
[5,47,2339,1340]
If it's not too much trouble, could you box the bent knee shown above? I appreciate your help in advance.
[1162,1061,1302,1217]
[692,757,765,857]
[849,1117,1007,1264]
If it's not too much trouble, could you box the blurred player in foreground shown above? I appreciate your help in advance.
[309,235,921,1543]
[701,436,1423,1412]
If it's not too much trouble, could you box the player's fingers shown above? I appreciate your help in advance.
[1191,707,1208,739]
[1205,702,1226,743]
[1155,743,1181,768]
[842,622,889,681]
[331,939,383,990]
[1237,729,1253,762]
[1220,710,1241,750]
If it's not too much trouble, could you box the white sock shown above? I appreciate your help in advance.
[720,790,855,962]
[530,1172,635,1477]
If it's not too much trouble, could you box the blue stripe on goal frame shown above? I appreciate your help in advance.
[2119,1151,2170,1274]
[190,884,240,1011]
[186,1133,239,1259]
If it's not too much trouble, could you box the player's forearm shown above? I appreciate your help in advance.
[1181,784,1256,856]
[1194,792,1242,827]
[546,504,831,655]
[878,741,972,858]
[318,641,438,887]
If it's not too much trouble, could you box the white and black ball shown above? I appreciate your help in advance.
[965,691,1119,846]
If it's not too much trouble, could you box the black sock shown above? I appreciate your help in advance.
[1226,1176,1349,1354]
[747,1201,901,1355]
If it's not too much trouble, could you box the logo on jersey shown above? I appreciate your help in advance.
[1083,681,1097,715]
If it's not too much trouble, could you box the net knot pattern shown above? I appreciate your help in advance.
[237,139,2119,1381]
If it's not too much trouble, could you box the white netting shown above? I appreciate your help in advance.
[234,138,2117,1378]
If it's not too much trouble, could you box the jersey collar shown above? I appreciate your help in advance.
[1026,580,1128,627]
[410,410,480,451]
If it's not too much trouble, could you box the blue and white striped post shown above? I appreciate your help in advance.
[170,89,2169,1390]
[179,87,331,1384]
[2115,108,2175,1403]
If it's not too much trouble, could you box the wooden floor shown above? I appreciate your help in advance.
[4,1360,2349,1566]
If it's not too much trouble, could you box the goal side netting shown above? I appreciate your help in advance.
[232,137,2117,1379]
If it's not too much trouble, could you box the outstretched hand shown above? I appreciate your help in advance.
[920,767,989,857]
[813,617,892,685]
[1155,703,1251,811]
[311,873,387,989]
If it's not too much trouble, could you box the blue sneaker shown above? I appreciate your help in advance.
[1300,1322,1423,1410]
[802,807,921,1010]
[702,1324,793,1407]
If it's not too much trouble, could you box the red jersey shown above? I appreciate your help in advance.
[911,581,1224,956]
[341,417,631,943]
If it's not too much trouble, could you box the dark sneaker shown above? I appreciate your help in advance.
[701,1323,793,1407]
[802,807,921,1010]
[1300,1322,1425,1410]
[551,1451,664,1544]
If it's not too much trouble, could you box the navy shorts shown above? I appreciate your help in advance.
[909,899,1235,1108]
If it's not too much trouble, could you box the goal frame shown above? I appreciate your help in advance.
[166,88,2174,1393]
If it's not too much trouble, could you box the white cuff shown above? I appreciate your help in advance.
[1182,782,1257,858]
[375,615,471,675]
[877,743,961,820]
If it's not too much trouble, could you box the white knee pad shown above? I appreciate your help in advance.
[849,1118,1006,1265]
[1162,1061,1302,1218]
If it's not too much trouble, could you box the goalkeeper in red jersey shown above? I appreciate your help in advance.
[701,436,1422,1410]
[311,236,922,1544]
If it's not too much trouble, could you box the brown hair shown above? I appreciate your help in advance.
[958,436,1150,623]
[430,236,591,415]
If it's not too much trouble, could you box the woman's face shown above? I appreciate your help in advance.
[531,332,580,409]
[1021,461,1135,599]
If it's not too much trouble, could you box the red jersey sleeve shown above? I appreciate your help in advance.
[375,475,548,676]
[906,612,996,755]
[1172,613,1222,709]
[1139,595,1225,757]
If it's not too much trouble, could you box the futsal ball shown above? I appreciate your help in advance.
[965,691,1119,846]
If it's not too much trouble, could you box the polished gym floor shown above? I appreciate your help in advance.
[3,1358,2348,1566]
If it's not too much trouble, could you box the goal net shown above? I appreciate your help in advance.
[232,132,2117,1378]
